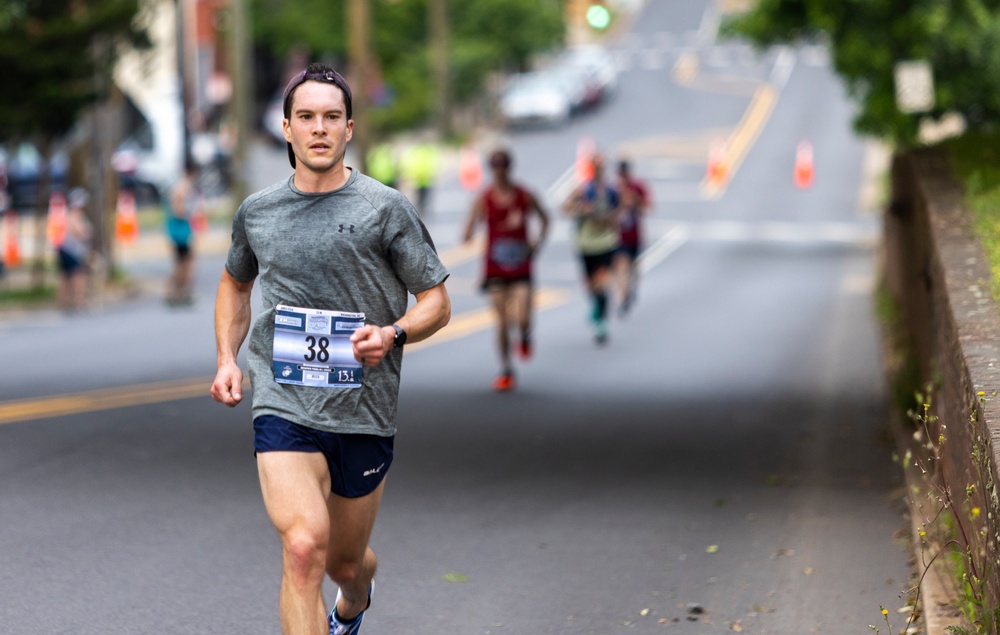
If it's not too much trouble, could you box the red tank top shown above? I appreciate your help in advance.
[482,185,532,280]
[619,177,648,248]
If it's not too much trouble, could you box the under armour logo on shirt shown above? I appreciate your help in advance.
[339,224,355,233]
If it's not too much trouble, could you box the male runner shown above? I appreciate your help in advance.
[563,153,620,344]
[211,63,450,635]
[462,149,550,391]
[614,158,651,316]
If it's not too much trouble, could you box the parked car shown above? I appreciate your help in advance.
[550,63,601,111]
[557,44,619,103]
[498,71,573,127]
[112,138,164,206]
[112,94,185,207]
[262,94,286,146]
[4,143,68,213]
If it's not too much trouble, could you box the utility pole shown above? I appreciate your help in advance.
[91,34,120,290]
[428,0,452,139]
[347,0,372,173]
[229,0,253,204]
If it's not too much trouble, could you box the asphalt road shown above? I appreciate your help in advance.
[0,2,912,634]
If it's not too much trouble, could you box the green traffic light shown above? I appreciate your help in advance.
[586,5,611,30]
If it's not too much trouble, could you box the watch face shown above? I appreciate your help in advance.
[394,325,407,347]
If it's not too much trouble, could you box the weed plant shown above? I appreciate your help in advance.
[897,387,1000,634]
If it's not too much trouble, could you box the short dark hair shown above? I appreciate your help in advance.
[281,63,354,168]
[283,63,353,120]
[489,149,511,169]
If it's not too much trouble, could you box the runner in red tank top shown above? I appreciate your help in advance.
[614,158,651,316]
[462,149,550,391]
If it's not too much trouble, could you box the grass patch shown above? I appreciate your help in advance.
[0,281,56,306]
[944,130,1000,302]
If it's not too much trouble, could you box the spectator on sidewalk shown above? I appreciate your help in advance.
[366,142,399,189]
[164,160,203,306]
[401,139,439,216]
[56,187,93,312]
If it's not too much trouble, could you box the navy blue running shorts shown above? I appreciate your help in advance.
[481,275,532,292]
[616,244,640,262]
[581,250,615,279]
[253,415,394,498]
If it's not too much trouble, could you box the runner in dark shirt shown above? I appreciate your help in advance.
[615,158,651,316]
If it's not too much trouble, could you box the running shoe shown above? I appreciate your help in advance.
[329,581,374,635]
[594,320,608,345]
[518,338,532,360]
[492,373,516,392]
[618,293,632,318]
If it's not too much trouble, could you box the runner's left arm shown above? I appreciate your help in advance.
[350,281,451,366]
[638,181,652,214]
[528,191,550,256]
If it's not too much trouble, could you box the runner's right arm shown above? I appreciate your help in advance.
[211,268,255,407]
[562,185,593,218]
[461,194,485,244]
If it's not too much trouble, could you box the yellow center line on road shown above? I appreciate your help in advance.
[670,47,780,201]
[406,286,571,352]
[0,377,216,426]
[0,287,571,426]
[698,83,777,200]
[436,236,484,269]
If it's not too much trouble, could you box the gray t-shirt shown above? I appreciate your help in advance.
[225,169,449,436]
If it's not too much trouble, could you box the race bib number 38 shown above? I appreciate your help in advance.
[272,305,364,388]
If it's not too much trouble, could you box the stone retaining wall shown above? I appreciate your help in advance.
[882,148,1000,627]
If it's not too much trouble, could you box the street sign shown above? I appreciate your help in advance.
[894,60,934,114]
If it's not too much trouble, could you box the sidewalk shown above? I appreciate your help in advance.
[0,220,232,313]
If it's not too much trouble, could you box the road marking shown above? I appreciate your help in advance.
[667,41,790,201]
[698,4,721,46]
[684,219,879,246]
[769,46,796,88]
[840,273,875,295]
[0,377,216,426]
[406,287,571,352]
[545,164,579,210]
[0,287,572,425]
[637,225,690,274]
[673,51,700,85]
[436,236,484,268]
[698,83,778,199]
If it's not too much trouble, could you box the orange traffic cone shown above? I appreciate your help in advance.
[458,144,483,191]
[3,210,20,269]
[705,140,728,188]
[794,140,815,189]
[575,136,596,183]
[46,191,67,247]
[115,190,139,244]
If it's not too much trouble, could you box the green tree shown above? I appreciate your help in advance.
[0,0,149,149]
[722,0,1000,147]
[251,0,564,136]
[0,0,149,285]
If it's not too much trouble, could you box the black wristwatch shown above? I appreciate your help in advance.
[391,324,407,349]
